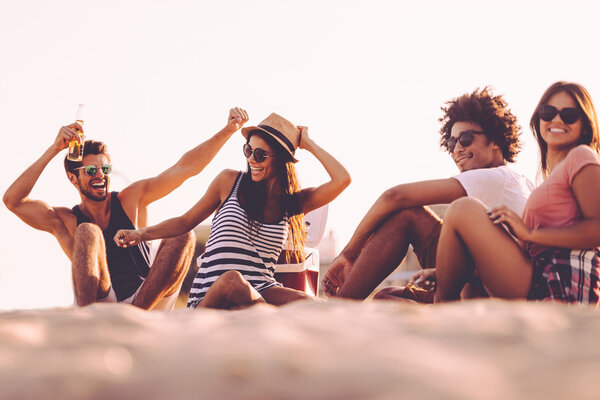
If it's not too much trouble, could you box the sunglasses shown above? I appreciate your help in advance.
[538,104,582,124]
[446,130,485,153]
[74,164,112,176]
[243,143,274,163]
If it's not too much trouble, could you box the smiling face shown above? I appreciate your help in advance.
[539,91,583,152]
[246,134,278,183]
[73,153,111,201]
[450,121,503,172]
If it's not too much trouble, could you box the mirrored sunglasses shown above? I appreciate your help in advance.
[538,104,582,125]
[243,143,273,163]
[445,130,485,153]
[74,164,112,176]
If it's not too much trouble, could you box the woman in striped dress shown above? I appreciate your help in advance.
[114,111,351,309]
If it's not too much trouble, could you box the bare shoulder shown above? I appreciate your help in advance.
[118,180,144,203]
[218,169,240,182]
[215,169,241,197]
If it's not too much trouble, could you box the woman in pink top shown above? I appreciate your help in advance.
[434,82,600,304]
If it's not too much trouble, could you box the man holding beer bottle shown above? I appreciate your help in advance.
[3,107,249,310]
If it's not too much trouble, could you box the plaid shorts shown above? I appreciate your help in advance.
[528,248,600,305]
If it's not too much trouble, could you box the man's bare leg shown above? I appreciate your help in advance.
[199,270,266,309]
[133,231,195,310]
[71,223,112,306]
[336,206,441,299]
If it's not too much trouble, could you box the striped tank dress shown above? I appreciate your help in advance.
[187,172,288,308]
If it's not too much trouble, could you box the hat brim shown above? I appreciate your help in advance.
[241,126,299,163]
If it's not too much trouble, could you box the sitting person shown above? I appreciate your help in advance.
[3,107,249,309]
[322,87,534,302]
[114,113,351,309]
[435,82,600,304]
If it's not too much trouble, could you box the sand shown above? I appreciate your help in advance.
[0,299,599,400]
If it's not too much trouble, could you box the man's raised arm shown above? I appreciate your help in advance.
[3,123,81,235]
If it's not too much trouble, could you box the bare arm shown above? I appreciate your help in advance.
[3,124,81,235]
[296,126,351,214]
[492,164,600,249]
[114,170,235,247]
[340,178,467,261]
[120,108,248,209]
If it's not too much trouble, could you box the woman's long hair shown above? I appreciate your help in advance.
[530,81,600,177]
[238,130,306,263]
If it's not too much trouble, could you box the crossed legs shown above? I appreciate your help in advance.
[71,223,195,309]
[199,270,313,310]
[434,198,533,302]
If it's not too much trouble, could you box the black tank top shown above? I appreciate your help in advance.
[72,192,151,301]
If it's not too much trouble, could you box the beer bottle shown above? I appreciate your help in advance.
[67,104,85,162]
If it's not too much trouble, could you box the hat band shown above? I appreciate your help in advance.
[258,125,296,155]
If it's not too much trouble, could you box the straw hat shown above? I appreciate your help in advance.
[241,113,300,162]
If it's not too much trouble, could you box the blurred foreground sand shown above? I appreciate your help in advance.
[0,300,598,400]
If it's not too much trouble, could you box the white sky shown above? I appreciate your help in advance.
[1,0,599,310]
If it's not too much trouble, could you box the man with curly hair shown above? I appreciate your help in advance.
[322,87,535,301]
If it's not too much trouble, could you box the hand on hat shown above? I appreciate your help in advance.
[297,126,312,150]
[226,107,249,132]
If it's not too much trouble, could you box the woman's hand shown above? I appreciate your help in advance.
[225,107,249,132]
[487,206,532,241]
[297,126,313,150]
[114,229,143,248]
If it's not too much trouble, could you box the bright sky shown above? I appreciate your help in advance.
[1,0,599,310]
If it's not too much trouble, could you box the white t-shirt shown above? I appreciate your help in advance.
[452,165,535,217]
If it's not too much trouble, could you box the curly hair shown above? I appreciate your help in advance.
[439,87,522,162]
[530,81,600,177]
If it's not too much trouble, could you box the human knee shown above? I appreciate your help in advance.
[444,198,485,224]
[381,207,433,239]
[73,223,103,244]
[215,270,246,291]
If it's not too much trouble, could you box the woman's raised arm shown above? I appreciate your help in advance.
[296,126,351,214]
[114,170,236,247]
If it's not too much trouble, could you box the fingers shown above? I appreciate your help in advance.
[113,230,138,248]
[229,107,249,126]
[408,271,422,284]
[322,268,341,297]
[322,277,336,297]
[56,125,77,148]
[114,230,126,247]
[487,207,508,222]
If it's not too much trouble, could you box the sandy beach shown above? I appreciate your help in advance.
[1,299,599,400]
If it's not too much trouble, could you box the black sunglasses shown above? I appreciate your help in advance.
[74,164,112,176]
[446,130,485,153]
[538,104,582,125]
[243,143,274,163]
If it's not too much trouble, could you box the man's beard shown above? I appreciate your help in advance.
[79,180,108,202]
